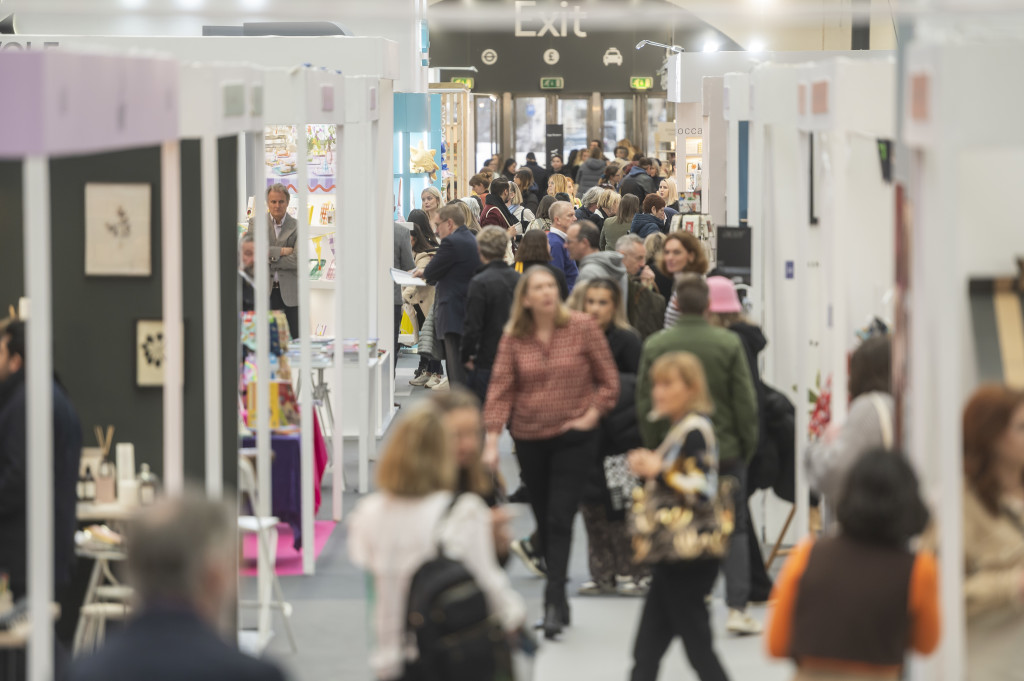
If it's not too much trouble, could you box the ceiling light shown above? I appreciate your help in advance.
[747,38,766,53]
[703,40,719,53]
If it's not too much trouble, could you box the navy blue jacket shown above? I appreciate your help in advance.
[0,371,81,597]
[70,608,286,681]
[423,225,480,336]
[630,212,667,240]
[547,230,579,292]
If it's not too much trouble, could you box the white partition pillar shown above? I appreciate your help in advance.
[293,70,312,576]
[161,140,185,496]
[200,131,223,498]
[24,154,54,681]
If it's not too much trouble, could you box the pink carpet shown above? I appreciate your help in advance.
[239,521,336,577]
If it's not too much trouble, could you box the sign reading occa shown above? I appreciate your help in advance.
[677,127,703,135]
[514,0,587,38]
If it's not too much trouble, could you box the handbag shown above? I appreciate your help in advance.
[628,414,737,564]
[603,454,640,513]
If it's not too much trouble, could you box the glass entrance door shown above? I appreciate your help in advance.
[602,97,635,156]
[514,96,547,165]
[474,94,498,172]
[558,98,589,162]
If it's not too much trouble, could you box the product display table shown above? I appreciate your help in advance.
[242,416,328,550]
[76,503,138,524]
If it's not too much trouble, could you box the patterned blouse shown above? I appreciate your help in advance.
[483,311,620,441]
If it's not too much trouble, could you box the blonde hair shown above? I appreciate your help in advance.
[597,189,620,216]
[645,232,666,270]
[508,182,524,205]
[376,402,455,496]
[568,278,631,331]
[421,185,444,209]
[660,177,678,203]
[548,174,571,197]
[452,201,480,233]
[650,352,714,415]
[430,389,494,500]
[505,266,571,338]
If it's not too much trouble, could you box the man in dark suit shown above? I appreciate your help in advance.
[461,226,520,404]
[417,203,480,388]
[524,152,549,196]
[69,493,288,681]
[0,319,81,679]
[248,183,299,338]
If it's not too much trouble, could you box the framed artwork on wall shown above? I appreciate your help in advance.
[135,319,180,387]
[85,183,152,277]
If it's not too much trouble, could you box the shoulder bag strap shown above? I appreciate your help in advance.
[869,393,894,450]
[433,492,463,556]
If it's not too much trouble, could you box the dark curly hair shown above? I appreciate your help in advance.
[836,450,929,548]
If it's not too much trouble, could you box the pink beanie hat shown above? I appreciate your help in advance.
[707,276,742,314]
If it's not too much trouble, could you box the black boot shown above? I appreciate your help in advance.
[543,603,563,640]
[560,601,571,626]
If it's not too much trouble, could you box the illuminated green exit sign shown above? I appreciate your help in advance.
[450,77,475,89]
[540,77,564,90]
[630,77,654,90]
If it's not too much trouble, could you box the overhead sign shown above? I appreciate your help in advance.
[630,76,654,90]
[540,77,564,90]
[450,76,475,89]
[430,0,738,94]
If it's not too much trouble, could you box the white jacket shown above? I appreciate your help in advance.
[348,491,526,681]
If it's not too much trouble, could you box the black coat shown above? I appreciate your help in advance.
[728,322,772,493]
[522,188,541,215]
[525,161,549,195]
[575,205,607,231]
[422,225,480,336]
[0,371,82,597]
[583,328,643,507]
[620,171,650,202]
[69,608,286,681]
[461,261,520,368]
[649,259,675,301]
[516,261,569,301]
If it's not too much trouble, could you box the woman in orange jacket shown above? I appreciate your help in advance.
[767,450,940,680]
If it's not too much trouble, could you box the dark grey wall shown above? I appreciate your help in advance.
[0,141,239,490]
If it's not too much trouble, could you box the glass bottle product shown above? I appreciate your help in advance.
[82,466,96,503]
[137,463,159,506]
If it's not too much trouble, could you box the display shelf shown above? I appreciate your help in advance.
[429,83,473,203]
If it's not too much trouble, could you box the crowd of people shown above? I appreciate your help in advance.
[6,140,1024,681]
[364,143,1016,681]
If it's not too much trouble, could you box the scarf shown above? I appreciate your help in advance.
[485,192,520,227]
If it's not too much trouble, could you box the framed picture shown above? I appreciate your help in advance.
[85,183,152,277]
[135,319,182,387]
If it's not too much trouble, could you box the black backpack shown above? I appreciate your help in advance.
[404,494,514,681]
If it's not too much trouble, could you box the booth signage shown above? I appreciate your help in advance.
[540,77,565,90]
[630,77,654,90]
[450,76,475,89]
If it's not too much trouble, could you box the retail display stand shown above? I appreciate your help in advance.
[177,62,265,502]
[259,67,345,580]
[901,39,1024,681]
[0,49,179,681]
[393,92,434,219]
[428,83,474,203]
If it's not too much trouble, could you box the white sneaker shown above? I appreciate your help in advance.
[429,376,449,391]
[726,609,763,636]
[424,374,442,388]
[409,372,431,386]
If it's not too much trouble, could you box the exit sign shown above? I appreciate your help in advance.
[630,77,654,90]
[450,77,475,89]
[540,77,564,90]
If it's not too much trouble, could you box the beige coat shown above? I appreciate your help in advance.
[963,485,1024,680]
[402,251,435,311]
